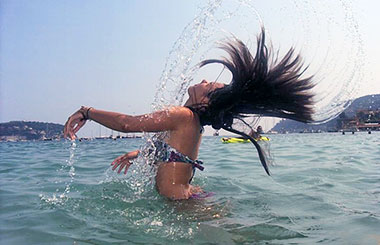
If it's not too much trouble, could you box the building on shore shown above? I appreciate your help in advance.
[338,109,380,132]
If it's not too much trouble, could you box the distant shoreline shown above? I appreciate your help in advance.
[1,130,378,143]
[2,93,379,142]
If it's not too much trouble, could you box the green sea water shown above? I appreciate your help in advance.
[0,132,379,244]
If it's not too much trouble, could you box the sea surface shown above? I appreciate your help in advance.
[0,132,379,244]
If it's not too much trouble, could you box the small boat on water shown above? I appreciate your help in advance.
[221,136,270,143]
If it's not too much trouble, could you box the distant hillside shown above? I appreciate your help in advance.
[271,94,380,133]
[0,121,64,141]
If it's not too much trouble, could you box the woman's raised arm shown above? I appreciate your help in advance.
[64,106,193,140]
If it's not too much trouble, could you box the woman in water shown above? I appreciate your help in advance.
[64,29,314,200]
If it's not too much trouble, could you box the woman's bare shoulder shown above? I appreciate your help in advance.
[159,106,200,131]
[165,106,196,119]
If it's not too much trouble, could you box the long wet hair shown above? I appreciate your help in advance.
[192,28,315,175]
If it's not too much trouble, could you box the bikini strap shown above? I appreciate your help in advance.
[193,160,204,171]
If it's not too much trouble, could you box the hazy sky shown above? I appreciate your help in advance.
[1,0,379,136]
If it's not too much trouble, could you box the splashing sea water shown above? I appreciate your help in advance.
[40,141,77,205]
[153,0,364,125]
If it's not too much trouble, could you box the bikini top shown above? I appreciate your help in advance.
[151,140,204,171]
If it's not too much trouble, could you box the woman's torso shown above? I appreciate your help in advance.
[155,107,202,199]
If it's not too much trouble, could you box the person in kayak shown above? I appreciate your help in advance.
[64,29,315,200]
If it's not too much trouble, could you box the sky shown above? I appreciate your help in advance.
[1,0,379,137]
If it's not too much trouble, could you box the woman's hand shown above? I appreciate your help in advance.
[111,150,140,174]
[64,106,90,140]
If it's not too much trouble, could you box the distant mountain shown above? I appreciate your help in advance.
[271,94,380,133]
[0,121,64,141]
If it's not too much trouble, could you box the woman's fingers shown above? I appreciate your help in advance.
[112,160,121,170]
[69,121,77,140]
[64,122,76,140]
[117,164,125,174]
[112,157,128,172]
[117,161,130,174]
[111,152,136,174]
[69,114,83,137]
[66,119,76,140]
[64,117,72,139]
[118,160,133,174]
[111,158,118,166]
[124,165,129,175]
[64,108,87,140]
[73,119,86,135]
[111,154,124,167]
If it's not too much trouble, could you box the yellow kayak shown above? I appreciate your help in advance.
[221,136,270,143]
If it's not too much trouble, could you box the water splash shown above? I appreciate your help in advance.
[63,141,77,195]
[152,0,364,125]
[100,134,163,200]
[40,141,77,205]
